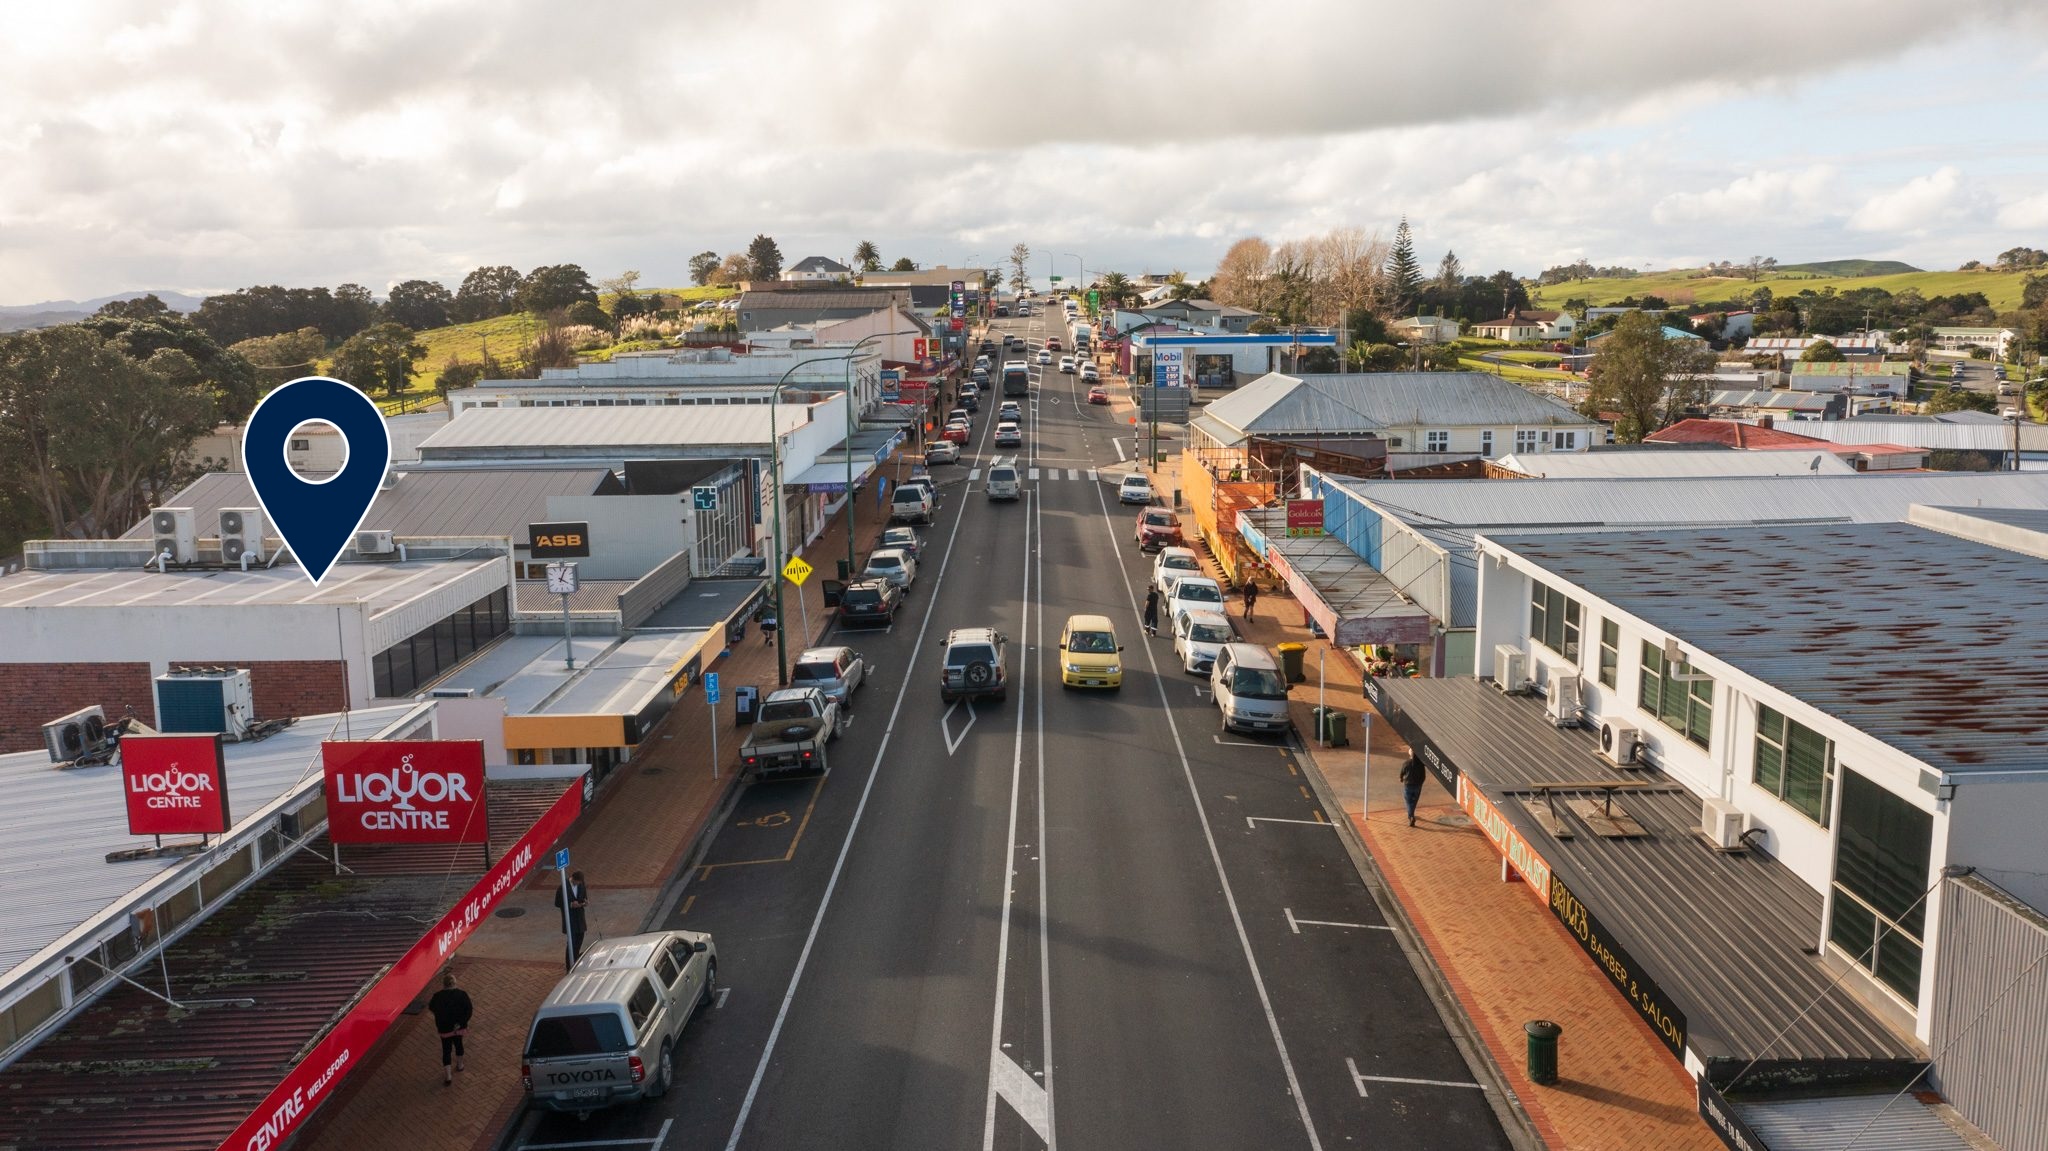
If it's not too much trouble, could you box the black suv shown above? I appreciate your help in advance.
[838,579,903,628]
[939,627,1008,704]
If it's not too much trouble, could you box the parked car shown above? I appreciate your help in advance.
[1210,643,1291,735]
[941,421,971,445]
[879,525,922,559]
[1134,507,1182,551]
[1087,386,1109,404]
[1057,613,1124,690]
[939,627,1009,704]
[1173,609,1234,675]
[974,355,993,371]
[863,547,918,589]
[925,439,961,465]
[522,931,717,1118]
[1035,349,1052,365]
[1058,356,1076,374]
[949,406,972,426]
[837,579,903,628]
[994,421,1023,447]
[1152,546,1202,596]
[789,645,867,706]
[890,483,934,523]
[1118,473,1154,504]
[1167,575,1225,624]
[741,687,840,776]
[1079,362,1100,382]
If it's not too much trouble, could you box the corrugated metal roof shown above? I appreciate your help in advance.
[418,403,816,452]
[0,558,503,611]
[1786,418,2048,453]
[0,706,417,980]
[121,468,611,541]
[1495,451,1859,479]
[1202,372,1592,439]
[1733,1093,1979,1150]
[1489,522,2048,776]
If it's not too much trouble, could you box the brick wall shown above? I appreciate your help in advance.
[0,662,156,753]
[170,660,349,722]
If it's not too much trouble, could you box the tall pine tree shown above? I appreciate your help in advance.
[1385,217,1423,315]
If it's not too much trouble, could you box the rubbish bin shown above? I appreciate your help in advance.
[1312,706,1348,747]
[1276,642,1306,684]
[734,685,760,726]
[822,579,845,608]
[836,558,852,581]
[1525,1020,1562,1085]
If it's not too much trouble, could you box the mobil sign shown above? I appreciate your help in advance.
[323,740,488,845]
[122,734,230,835]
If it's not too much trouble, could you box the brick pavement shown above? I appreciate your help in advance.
[296,484,899,1151]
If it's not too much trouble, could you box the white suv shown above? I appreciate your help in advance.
[940,627,1009,703]
[1211,643,1291,735]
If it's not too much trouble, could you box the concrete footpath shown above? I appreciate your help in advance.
[1226,590,1721,1151]
[295,485,901,1151]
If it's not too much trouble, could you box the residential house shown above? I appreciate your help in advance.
[1473,310,1575,342]
[783,256,852,283]
[1584,324,1704,347]
[1745,335,1891,361]
[1389,316,1462,343]
[1930,327,2015,358]
[1688,309,1754,340]
[1141,298,1263,333]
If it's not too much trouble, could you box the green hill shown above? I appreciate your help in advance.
[1529,266,2031,312]
[1775,259,1921,276]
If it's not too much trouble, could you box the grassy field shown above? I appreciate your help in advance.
[1456,355,1576,384]
[1528,267,2033,311]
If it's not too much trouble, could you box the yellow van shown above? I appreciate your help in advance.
[1058,614,1124,690]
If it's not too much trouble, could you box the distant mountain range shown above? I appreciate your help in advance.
[0,290,206,333]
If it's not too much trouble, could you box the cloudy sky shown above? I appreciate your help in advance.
[5,0,2048,304]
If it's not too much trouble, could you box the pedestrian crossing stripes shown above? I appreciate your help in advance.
[963,466,1109,484]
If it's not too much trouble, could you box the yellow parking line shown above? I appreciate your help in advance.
[698,775,828,874]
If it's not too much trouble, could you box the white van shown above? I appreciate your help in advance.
[1210,643,1292,735]
[986,456,1022,501]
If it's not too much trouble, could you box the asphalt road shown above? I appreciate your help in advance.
[515,309,1510,1151]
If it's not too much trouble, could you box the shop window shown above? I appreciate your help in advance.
[1639,642,1713,749]
[1829,770,1932,1002]
[1597,619,1618,688]
[1754,704,1834,826]
[1528,580,1580,662]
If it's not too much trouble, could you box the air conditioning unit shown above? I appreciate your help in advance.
[154,669,255,740]
[427,686,479,699]
[1492,645,1528,694]
[42,705,107,764]
[150,507,198,564]
[354,529,396,556]
[1597,719,1641,766]
[219,507,267,564]
[1545,675,1582,727]
[1701,797,1747,851]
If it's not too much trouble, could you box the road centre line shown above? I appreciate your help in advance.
[722,407,989,1151]
[1285,908,1390,934]
[1345,1058,1484,1096]
[1089,473,1325,1151]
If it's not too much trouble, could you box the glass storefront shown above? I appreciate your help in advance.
[371,588,511,698]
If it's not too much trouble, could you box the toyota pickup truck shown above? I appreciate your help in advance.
[889,483,934,525]
[739,687,840,777]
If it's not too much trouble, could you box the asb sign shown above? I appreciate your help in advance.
[122,734,230,836]
[322,741,488,845]
[527,520,591,559]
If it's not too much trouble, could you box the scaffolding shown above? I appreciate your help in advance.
[1184,421,1387,585]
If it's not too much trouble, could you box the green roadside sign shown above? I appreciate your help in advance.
[1050,275,1063,282]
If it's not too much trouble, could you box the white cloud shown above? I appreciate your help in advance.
[1847,167,1973,233]
[1652,167,1838,227]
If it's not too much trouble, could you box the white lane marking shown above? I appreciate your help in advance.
[1112,439,1126,462]
[1033,486,1056,1149]
[1246,816,1332,829]
[1345,1057,1484,1096]
[523,1117,672,1149]
[714,986,732,1009]
[942,698,980,755]
[1285,908,1391,935]
[723,419,986,1151]
[1089,479,1325,1151]
[1027,467,1040,481]
[1067,469,1079,481]
[969,468,983,481]
[992,1051,1051,1141]
[981,488,1037,1151]
[1213,735,1268,747]
[1088,469,1099,482]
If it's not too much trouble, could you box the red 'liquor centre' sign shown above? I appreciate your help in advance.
[122,734,231,836]
[322,740,487,845]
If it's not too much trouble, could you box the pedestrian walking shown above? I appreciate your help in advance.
[1142,587,1160,636]
[1400,753,1426,827]
[1241,579,1259,621]
[555,870,590,970]
[428,972,473,1085]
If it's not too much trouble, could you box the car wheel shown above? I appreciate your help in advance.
[700,959,719,1010]
[648,1041,674,1099]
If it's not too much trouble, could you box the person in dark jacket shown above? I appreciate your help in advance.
[555,870,589,970]
[1241,579,1259,621]
[428,971,473,1085]
[1142,588,1161,636]
[1400,754,1427,827]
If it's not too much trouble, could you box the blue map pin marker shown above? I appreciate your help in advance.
[241,376,391,585]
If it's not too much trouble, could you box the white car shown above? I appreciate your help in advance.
[994,421,1023,447]
[1118,473,1153,504]
[1058,356,1076,374]
[863,548,918,589]
[998,401,1023,422]
[1173,609,1235,675]
[1153,546,1202,596]
[1035,349,1053,365]
[1079,362,1100,382]
[1167,575,1226,624]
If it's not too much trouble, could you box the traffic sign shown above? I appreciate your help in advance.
[783,555,813,586]
[704,671,721,704]
[692,485,717,510]
[555,848,569,871]
[1050,275,1064,282]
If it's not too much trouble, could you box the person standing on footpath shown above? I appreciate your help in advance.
[1142,587,1161,636]
[1400,753,1427,827]
[555,870,589,970]
[428,972,473,1086]
[1241,579,1259,622]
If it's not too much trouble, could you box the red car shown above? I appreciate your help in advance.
[1134,507,1183,551]
[1087,386,1109,405]
[942,421,971,444]
[1045,337,1062,352]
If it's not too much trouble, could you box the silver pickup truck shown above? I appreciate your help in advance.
[739,687,840,777]
[522,931,717,1119]
[889,481,934,525]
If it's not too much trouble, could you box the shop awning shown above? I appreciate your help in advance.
[1241,507,1433,647]
[787,456,878,493]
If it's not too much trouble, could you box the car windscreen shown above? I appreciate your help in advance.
[1231,667,1289,700]
[867,556,901,569]
[1163,556,1198,570]
[1143,511,1173,526]
[1177,583,1223,602]
[946,644,995,667]
[526,1012,629,1059]
[1190,622,1233,644]
[791,661,838,683]
[758,700,815,723]
[1066,631,1116,654]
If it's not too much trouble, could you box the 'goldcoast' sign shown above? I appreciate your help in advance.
[121,734,230,835]
[322,740,487,845]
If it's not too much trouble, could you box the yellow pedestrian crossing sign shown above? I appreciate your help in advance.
[782,556,813,586]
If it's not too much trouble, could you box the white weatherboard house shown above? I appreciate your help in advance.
[1199,371,1601,467]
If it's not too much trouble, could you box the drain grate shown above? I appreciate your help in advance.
[494,906,528,919]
